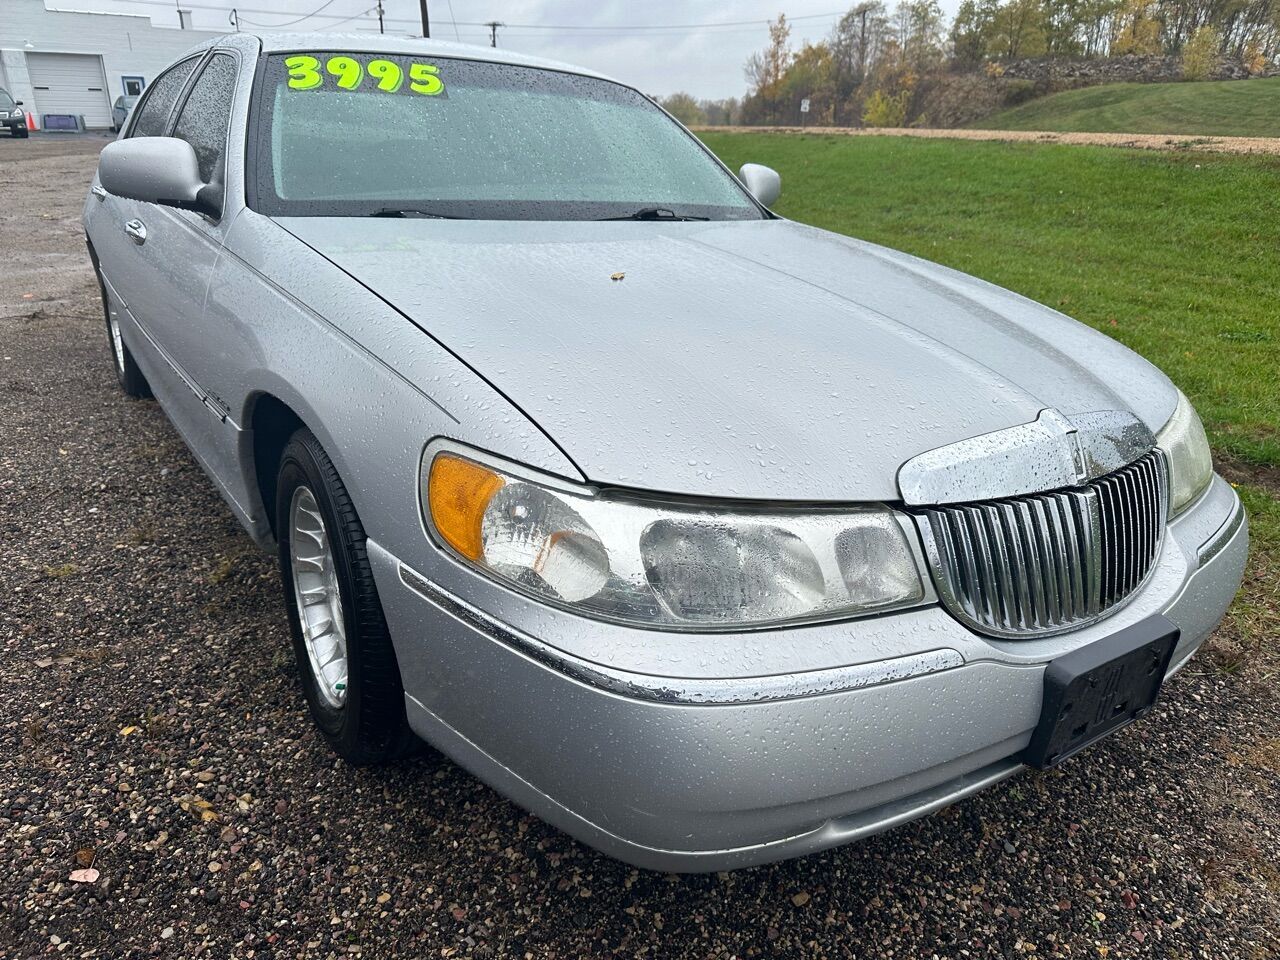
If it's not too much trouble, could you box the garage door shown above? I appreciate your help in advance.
[26,53,112,128]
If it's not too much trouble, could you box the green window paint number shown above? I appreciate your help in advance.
[325,56,364,90]
[284,55,322,91]
[408,63,444,96]
[367,60,404,92]
[285,55,443,96]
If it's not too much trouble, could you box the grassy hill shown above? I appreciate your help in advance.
[974,77,1280,137]
[700,131,1280,469]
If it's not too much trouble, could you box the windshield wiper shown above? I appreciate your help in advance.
[366,207,471,219]
[598,207,710,222]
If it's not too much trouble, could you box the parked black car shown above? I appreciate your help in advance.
[2,88,28,138]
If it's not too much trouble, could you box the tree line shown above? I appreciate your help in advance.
[658,0,1278,127]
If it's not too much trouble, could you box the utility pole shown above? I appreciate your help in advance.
[418,0,430,37]
[376,0,384,34]
[485,20,503,46]
[229,7,238,30]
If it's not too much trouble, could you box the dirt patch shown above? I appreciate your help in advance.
[1217,454,1280,497]
[696,124,1280,156]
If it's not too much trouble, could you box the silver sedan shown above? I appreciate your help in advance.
[83,32,1247,871]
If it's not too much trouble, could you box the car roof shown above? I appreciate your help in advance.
[192,31,620,87]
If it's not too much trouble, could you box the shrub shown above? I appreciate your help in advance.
[863,89,911,127]
[1181,25,1221,81]
[1243,39,1268,75]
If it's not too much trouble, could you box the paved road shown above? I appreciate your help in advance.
[2,136,1278,959]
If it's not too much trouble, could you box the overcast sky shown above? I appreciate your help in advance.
[58,0,961,99]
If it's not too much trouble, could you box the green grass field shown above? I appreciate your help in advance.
[703,131,1280,667]
[703,132,1280,469]
[975,76,1280,137]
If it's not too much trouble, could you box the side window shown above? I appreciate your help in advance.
[172,54,238,187]
[130,59,198,137]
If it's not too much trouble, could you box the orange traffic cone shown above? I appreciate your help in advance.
[26,112,37,131]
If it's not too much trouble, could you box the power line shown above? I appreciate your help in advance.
[232,0,344,27]
[240,4,374,29]
[443,0,459,41]
[95,0,845,35]
[450,12,848,31]
[315,6,377,29]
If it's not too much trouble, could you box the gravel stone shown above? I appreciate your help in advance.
[3,133,1279,959]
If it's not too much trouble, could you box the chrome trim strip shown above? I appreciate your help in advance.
[398,564,965,705]
[1198,497,1245,566]
[898,408,1156,505]
[123,300,244,431]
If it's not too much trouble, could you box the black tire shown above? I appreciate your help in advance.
[275,428,418,764]
[93,265,151,398]
[11,124,29,139]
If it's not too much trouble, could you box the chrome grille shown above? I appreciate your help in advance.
[915,451,1168,637]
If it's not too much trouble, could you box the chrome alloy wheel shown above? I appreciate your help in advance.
[108,311,125,375]
[289,485,349,708]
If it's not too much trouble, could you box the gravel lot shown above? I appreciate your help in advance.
[3,134,1279,960]
[696,125,1280,155]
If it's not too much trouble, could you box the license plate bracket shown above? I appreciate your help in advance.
[1022,615,1180,770]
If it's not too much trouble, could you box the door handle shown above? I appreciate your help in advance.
[124,219,147,245]
[91,185,106,201]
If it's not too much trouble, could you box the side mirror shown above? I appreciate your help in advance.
[98,136,205,210]
[739,163,781,207]
[15,100,22,106]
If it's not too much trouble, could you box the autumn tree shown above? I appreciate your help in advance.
[950,0,1001,63]
[895,0,947,71]
[832,3,890,88]
[990,0,1049,58]
[700,97,741,125]
[659,92,707,126]
[781,42,838,121]
[1110,0,1163,53]
[743,14,794,123]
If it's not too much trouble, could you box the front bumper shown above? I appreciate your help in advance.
[370,475,1247,871]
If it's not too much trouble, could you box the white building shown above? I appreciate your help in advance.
[0,0,222,129]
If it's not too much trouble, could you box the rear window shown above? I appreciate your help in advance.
[130,58,198,137]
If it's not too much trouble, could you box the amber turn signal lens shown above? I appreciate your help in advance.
[428,454,505,561]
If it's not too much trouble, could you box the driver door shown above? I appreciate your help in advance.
[105,52,242,485]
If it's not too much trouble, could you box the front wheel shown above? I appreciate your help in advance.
[275,428,418,764]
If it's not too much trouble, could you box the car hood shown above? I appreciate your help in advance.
[275,217,1176,502]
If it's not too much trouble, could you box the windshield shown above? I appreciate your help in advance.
[251,52,763,221]
[0,90,15,109]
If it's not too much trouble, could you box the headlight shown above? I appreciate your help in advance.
[421,447,925,630]
[1156,390,1213,516]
